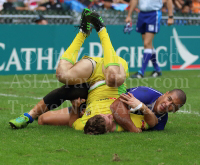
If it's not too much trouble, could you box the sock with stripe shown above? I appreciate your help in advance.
[98,28,120,68]
[150,49,161,72]
[60,32,86,65]
[24,113,34,123]
[139,49,153,75]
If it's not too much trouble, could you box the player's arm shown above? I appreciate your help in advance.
[110,98,142,133]
[172,0,184,9]
[125,0,139,23]
[166,0,174,26]
[139,104,158,128]
[120,93,158,128]
[68,98,85,127]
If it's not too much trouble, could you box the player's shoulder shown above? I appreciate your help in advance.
[128,86,163,96]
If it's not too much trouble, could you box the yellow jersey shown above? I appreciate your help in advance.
[73,56,129,131]
[115,114,149,132]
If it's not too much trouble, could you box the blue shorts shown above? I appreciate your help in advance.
[136,10,162,34]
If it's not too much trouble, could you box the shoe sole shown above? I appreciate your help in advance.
[9,122,26,129]
[9,122,18,129]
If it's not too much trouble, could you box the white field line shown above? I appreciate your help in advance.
[0,93,42,100]
[177,110,200,116]
[1,74,200,85]
[0,79,58,84]
[0,93,199,115]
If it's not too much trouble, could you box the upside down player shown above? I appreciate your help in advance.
[54,8,131,131]
[56,8,128,88]
[9,8,130,130]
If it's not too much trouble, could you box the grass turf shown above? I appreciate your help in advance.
[0,70,200,165]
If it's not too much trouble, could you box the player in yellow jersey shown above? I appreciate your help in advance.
[9,9,155,134]
[84,114,148,135]
[56,8,128,88]
[55,8,130,131]
[9,8,129,130]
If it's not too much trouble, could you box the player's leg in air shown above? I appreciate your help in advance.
[56,8,127,87]
[9,9,94,129]
[84,9,127,87]
[9,83,88,129]
[56,9,94,85]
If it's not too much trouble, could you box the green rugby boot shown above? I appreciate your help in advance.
[79,8,92,36]
[9,114,30,129]
[84,9,105,32]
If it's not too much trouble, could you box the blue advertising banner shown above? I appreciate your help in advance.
[0,25,200,75]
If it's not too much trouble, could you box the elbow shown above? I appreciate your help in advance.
[110,98,120,114]
[148,119,158,128]
[110,102,116,114]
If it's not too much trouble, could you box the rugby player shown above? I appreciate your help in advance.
[56,8,128,88]
[84,87,186,134]
[9,84,186,135]
[9,8,186,134]
[9,8,130,130]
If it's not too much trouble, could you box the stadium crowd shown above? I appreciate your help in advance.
[0,0,199,14]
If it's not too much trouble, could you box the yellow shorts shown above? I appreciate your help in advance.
[82,56,129,85]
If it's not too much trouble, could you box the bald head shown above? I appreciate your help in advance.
[169,89,186,107]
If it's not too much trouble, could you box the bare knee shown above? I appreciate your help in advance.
[106,74,121,87]
[56,60,73,84]
[144,40,152,49]
[38,116,45,125]
[56,67,65,83]
[105,66,124,87]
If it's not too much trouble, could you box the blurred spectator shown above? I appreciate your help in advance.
[24,0,41,10]
[192,0,200,13]
[173,0,185,9]
[64,0,86,12]
[88,0,103,9]
[162,2,168,13]
[103,0,112,9]
[3,0,27,10]
[0,0,6,10]
[112,0,129,4]
[79,0,91,7]
[182,4,190,13]
[40,0,63,11]
[3,0,16,10]
[34,15,48,25]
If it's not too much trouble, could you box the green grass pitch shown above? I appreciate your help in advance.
[0,70,200,165]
